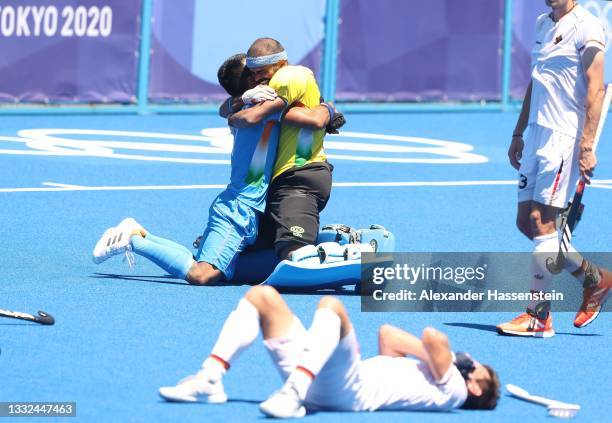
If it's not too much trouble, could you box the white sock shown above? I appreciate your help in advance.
[201,356,227,382]
[286,369,313,400]
[289,308,341,399]
[204,298,260,379]
[528,233,558,311]
[564,242,586,282]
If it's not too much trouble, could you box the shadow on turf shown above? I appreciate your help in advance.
[444,322,603,336]
[276,287,358,296]
[444,322,498,332]
[91,272,189,286]
[91,273,360,294]
[0,322,50,326]
[158,398,260,405]
[91,272,247,287]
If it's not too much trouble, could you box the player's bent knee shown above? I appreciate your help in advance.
[318,295,341,310]
[318,296,348,320]
[245,285,281,306]
[319,296,353,336]
[186,263,220,286]
[378,324,393,339]
[187,274,213,285]
[378,324,395,350]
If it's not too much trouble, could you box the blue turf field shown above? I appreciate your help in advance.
[1,112,610,422]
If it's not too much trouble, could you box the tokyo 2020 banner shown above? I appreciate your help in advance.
[0,0,141,104]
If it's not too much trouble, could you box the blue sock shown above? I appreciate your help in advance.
[145,233,193,256]
[131,235,194,279]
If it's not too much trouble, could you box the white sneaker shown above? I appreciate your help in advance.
[92,218,143,264]
[117,217,144,237]
[158,370,227,403]
[259,384,306,419]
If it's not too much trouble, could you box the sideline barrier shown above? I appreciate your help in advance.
[0,0,610,113]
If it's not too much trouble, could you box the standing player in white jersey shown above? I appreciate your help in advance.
[159,286,499,416]
[498,0,611,337]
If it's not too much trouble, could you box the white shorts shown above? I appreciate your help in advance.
[263,317,362,411]
[517,124,580,208]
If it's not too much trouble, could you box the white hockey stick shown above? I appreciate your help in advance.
[507,384,580,419]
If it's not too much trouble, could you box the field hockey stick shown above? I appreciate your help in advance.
[546,83,612,274]
[506,384,580,419]
[0,308,55,325]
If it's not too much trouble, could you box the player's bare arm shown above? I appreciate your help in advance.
[508,81,532,170]
[283,104,331,130]
[421,327,453,382]
[377,324,428,360]
[377,325,452,382]
[228,97,286,127]
[228,96,332,130]
[220,85,277,118]
[579,47,605,183]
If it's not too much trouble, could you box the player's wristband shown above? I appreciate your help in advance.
[322,102,335,121]
[512,133,523,138]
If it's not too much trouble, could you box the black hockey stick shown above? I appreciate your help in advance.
[546,83,612,274]
[0,309,55,325]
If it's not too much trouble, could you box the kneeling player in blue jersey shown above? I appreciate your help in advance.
[92,53,336,285]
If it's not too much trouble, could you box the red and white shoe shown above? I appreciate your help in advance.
[574,285,610,328]
[573,266,612,328]
[496,310,555,338]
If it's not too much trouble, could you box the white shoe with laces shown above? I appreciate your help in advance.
[259,383,306,419]
[158,369,228,403]
[92,217,143,265]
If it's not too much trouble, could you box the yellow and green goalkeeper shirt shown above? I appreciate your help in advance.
[269,65,327,179]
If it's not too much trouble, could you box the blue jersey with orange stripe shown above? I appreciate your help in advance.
[226,110,281,212]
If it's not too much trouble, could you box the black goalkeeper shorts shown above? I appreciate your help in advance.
[250,161,333,258]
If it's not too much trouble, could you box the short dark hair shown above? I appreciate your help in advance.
[461,365,500,410]
[247,38,284,57]
[217,53,250,97]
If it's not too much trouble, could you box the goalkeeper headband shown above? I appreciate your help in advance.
[246,51,287,69]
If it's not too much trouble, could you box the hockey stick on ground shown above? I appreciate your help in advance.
[0,308,55,325]
[506,384,580,419]
[546,83,612,274]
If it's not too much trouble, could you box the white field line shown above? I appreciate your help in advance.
[42,182,88,188]
[1,179,611,193]
[333,180,515,187]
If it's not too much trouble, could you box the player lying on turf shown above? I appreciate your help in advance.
[498,0,611,337]
[220,38,344,262]
[92,54,337,285]
[159,286,500,417]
